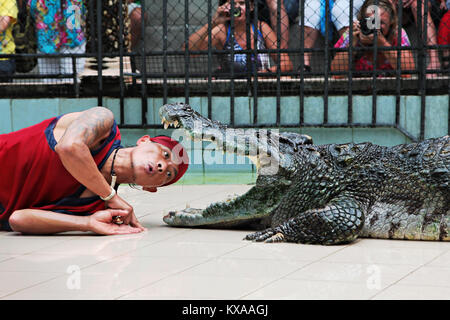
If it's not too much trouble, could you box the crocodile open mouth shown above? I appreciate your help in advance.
[158,102,314,228]
[159,102,270,170]
[159,102,313,174]
[159,102,227,144]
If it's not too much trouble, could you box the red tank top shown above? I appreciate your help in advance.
[0,116,122,225]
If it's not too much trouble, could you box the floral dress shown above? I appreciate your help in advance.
[0,0,18,55]
[28,0,86,54]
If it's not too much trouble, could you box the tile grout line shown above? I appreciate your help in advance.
[76,229,196,272]
[0,195,247,300]
[113,241,253,300]
[367,264,427,300]
[0,256,20,266]
[237,244,352,300]
[0,236,78,257]
[0,273,66,299]
[0,230,194,299]
[0,236,103,299]
[368,247,450,300]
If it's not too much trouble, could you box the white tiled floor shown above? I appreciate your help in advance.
[0,184,449,300]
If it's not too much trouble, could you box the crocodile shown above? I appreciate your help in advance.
[159,102,450,245]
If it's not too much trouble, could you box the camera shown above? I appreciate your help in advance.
[359,17,375,36]
[226,7,241,17]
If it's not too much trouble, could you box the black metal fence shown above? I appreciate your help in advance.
[1,0,449,139]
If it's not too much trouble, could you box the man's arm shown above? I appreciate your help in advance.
[260,21,292,72]
[330,28,360,73]
[183,23,225,51]
[183,4,229,52]
[54,107,146,233]
[0,16,12,33]
[9,208,141,235]
[265,0,289,49]
[55,107,115,200]
[0,0,18,33]
[376,33,415,72]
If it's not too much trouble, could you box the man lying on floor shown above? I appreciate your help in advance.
[0,107,188,235]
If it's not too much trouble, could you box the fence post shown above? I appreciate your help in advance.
[96,0,103,106]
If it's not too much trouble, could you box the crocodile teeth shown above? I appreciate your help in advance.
[161,117,166,125]
[174,120,179,128]
[164,121,169,130]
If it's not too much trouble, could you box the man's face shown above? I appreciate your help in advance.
[131,136,180,188]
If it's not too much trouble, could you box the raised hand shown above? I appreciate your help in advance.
[106,194,146,232]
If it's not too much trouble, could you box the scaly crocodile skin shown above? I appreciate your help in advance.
[159,103,449,245]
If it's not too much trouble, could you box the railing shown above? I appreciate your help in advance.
[1,0,449,140]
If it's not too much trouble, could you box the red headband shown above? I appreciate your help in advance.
[150,136,189,186]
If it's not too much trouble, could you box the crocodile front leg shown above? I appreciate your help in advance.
[245,196,365,245]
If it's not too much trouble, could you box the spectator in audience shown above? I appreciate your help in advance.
[255,0,291,49]
[300,0,365,73]
[29,0,86,83]
[440,0,450,9]
[0,0,18,82]
[390,0,441,76]
[185,0,292,76]
[438,0,450,10]
[438,0,450,69]
[128,0,147,51]
[331,0,415,77]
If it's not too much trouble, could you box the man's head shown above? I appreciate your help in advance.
[131,135,189,192]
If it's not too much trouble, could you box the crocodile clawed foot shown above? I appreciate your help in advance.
[244,229,286,243]
[264,232,286,243]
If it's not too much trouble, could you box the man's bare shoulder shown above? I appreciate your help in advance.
[53,107,114,143]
